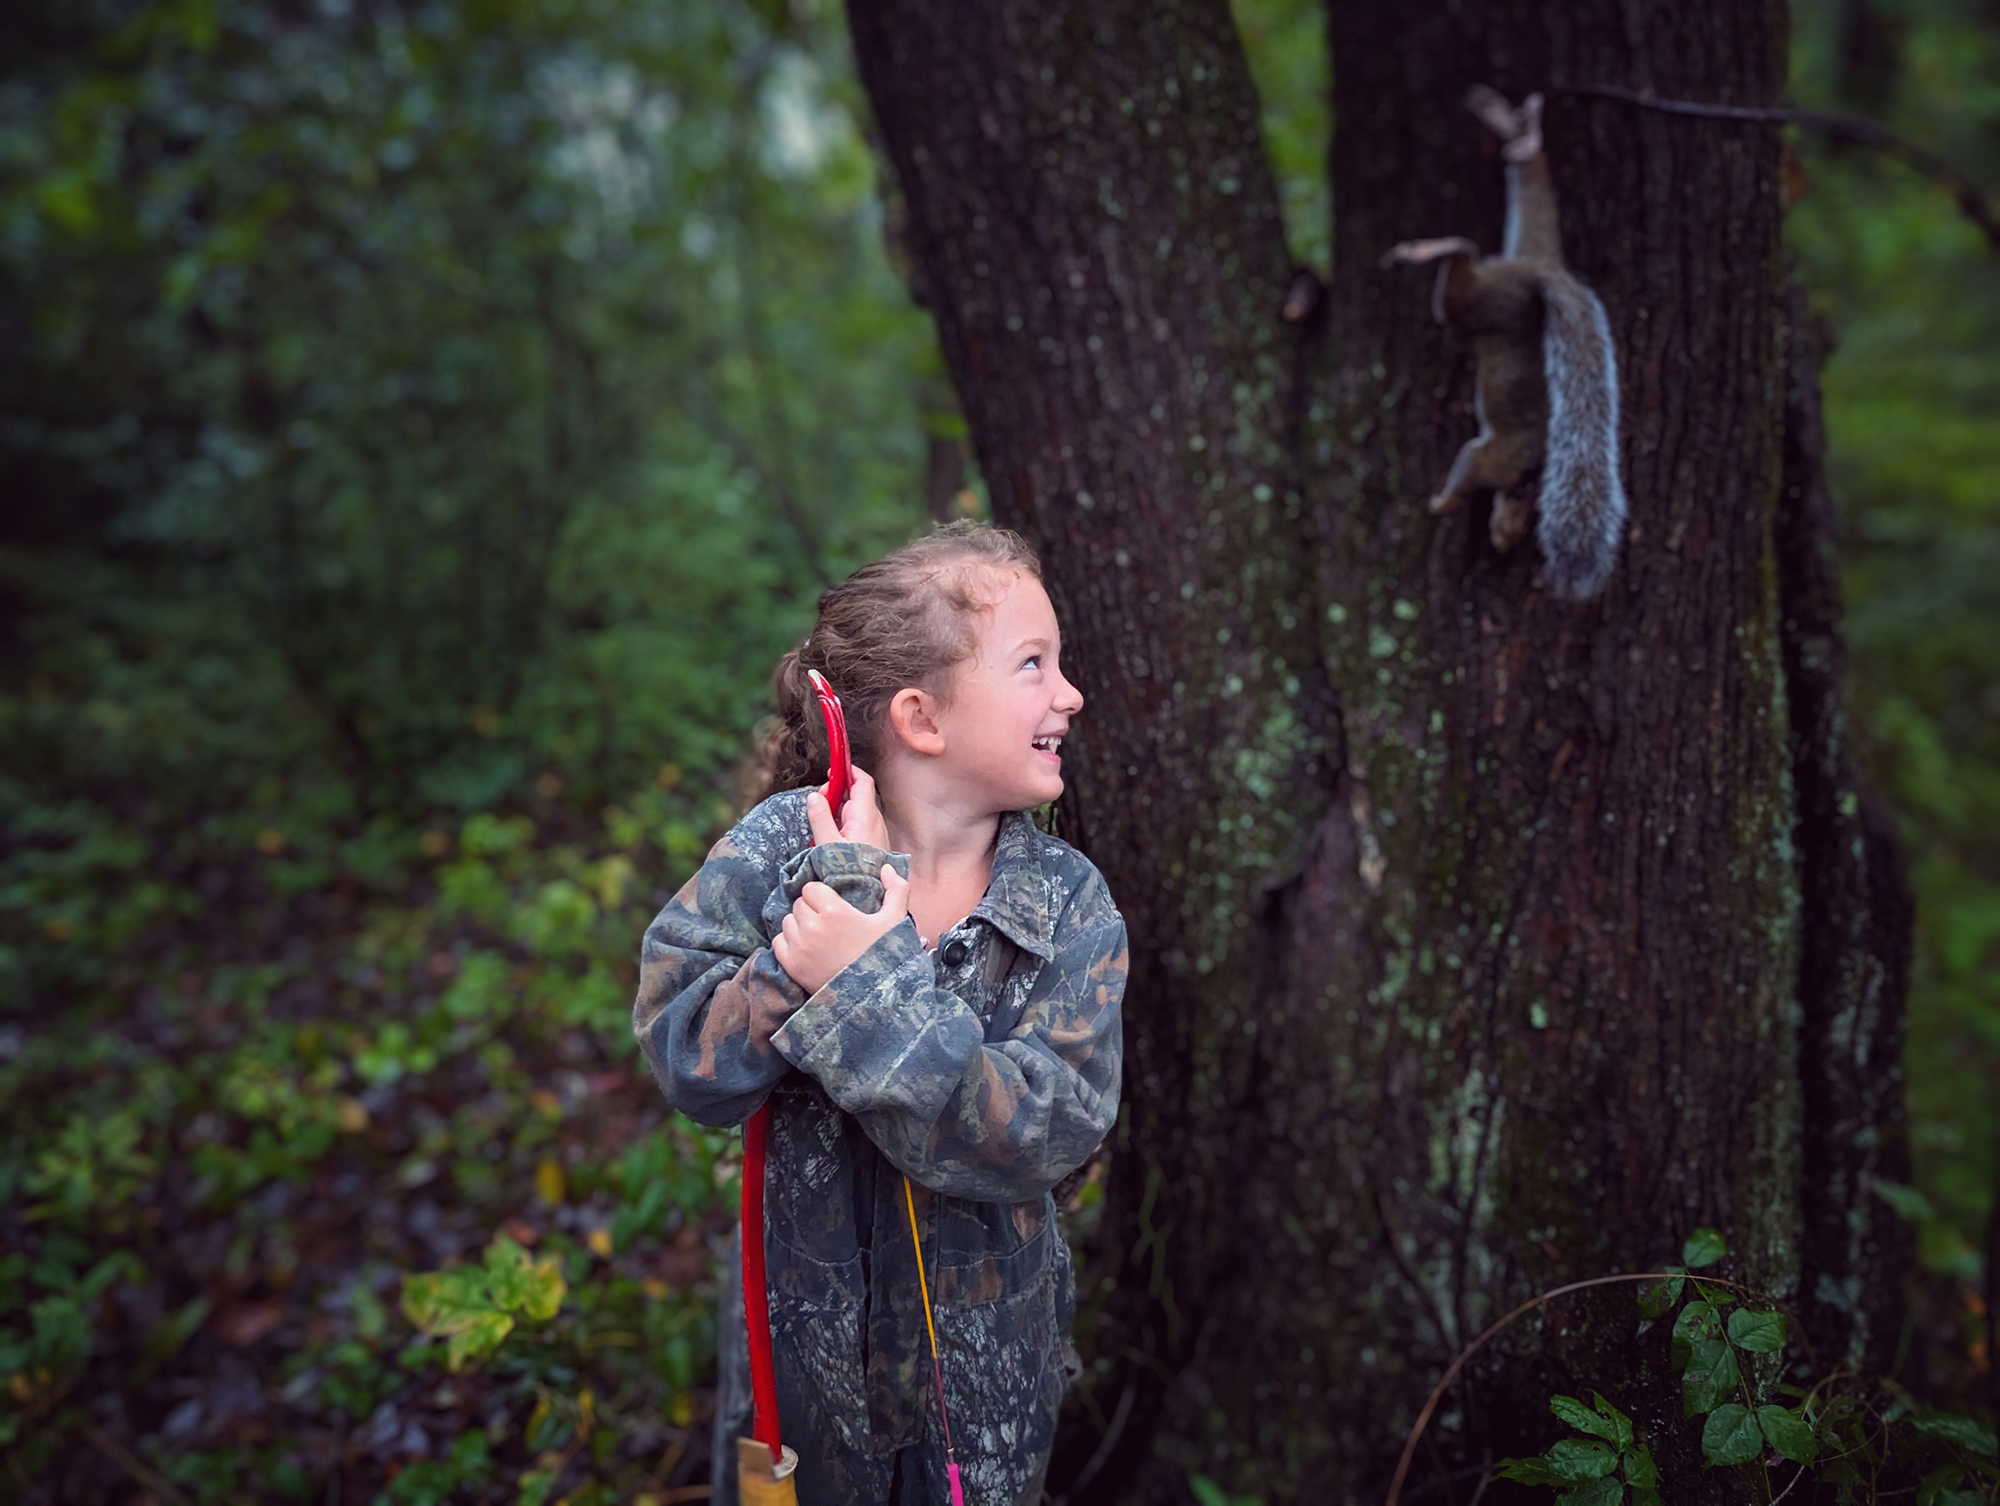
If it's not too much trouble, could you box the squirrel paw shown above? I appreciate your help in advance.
[1383,236,1479,268]
[1490,490,1535,553]
[1464,86,1544,163]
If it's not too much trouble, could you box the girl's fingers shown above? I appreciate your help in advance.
[805,788,840,847]
[879,864,911,921]
[843,767,890,846]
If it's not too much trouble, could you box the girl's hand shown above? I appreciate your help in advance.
[772,865,912,996]
[805,765,890,850]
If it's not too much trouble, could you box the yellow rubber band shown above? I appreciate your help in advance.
[902,1175,943,1361]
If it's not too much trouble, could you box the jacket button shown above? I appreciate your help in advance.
[941,938,970,968]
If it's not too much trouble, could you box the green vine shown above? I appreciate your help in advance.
[1489,1230,1998,1505]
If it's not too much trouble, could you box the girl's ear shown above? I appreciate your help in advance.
[886,687,947,757]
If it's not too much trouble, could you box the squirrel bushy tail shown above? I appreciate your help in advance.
[1537,270,1627,600]
[1384,88,1629,602]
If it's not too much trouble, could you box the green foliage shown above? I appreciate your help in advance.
[401,1235,566,1372]
[1188,1472,1265,1506]
[0,0,933,1494]
[0,0,936,836]
[1499,1233,1999,1504]
[1230,0,1330,274]
[1648,1234,1820,1473]
[1790,0,2000,1294]
[1680,1227,1727,1270]
[22,1106,157,1231]
[1497,1393,1660,1506]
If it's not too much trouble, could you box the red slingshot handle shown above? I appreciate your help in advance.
[742,668,854,1457]
[740,1105,781,1453]
[805,669,853,821]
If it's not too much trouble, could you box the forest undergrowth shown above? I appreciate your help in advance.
[4,760,751,1503]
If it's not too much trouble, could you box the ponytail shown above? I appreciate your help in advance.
[747,646,828,805]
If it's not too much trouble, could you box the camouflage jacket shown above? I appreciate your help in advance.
[632,789,1126,1506]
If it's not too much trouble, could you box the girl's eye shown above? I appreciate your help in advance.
[1022,655,1041,670]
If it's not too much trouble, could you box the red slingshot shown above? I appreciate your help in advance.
[736,669,852,1492]
[739,669,962,1506]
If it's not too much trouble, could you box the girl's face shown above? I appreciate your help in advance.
[932,572,1084,813]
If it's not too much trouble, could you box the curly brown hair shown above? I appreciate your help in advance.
[746,521,1043,804]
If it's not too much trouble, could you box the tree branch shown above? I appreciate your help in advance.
[1559,82,2000,252]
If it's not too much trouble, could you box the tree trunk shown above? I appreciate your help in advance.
[845,1,1911,1499]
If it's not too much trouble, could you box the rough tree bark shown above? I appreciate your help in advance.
[845,0,1911,1499]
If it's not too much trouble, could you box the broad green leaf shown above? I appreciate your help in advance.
[1187,1475,1232,1506]
[1624,1441,1660,1489]
[1556,1477,1624,1506]
[1495,1456,1570,1487]
[1702,1403,1763,1466]
[1681,1337,1741,1416]
[516,1259,565,1322]
[1590,1392,1636,1452]
[1757,1405,1817,1463]
[483,1237,566,1322]
[1914,1412,1998,1457]
[1552,1394,1620,1442]
[1631,1490,1662,1506]
[1673,1300,1723,1344]
[1543,1439,1619,1482]
[1636,1275,1684,1319]
[1682,1228,1727,1268]
[1726,1308,1787,1353]
[401,1264,519,1371]
[442,1311,515,1372]
[401,1267,492,1332]
[1917,1465,1968,1506]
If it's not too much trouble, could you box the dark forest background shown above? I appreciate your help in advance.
[1,0,1995,1501]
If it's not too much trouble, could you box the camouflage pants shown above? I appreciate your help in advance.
[710,1235,1056,1506]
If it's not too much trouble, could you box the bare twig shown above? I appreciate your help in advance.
[1056,1378,1136,1504]
[80,1419,193,1506]
[1768,1460,1811,1506]
[1385,1270,1819,1506]
[1558,82,2000,253]
[1464,1449,1495,1506]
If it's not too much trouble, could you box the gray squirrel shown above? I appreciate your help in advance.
[1386,88,1627,601]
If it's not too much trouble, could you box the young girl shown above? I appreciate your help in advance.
[632,523,1127,1506]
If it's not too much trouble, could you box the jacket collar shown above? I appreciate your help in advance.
[971,810,1056,961]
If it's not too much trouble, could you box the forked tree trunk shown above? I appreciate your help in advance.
[844,1,1910,1499]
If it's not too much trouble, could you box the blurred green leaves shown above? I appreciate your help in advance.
[1,0,937,843]
[1791,0,2000,1284]
[401,1234,565,1372]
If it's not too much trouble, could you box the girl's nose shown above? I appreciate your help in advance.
[1055,670,1084,713]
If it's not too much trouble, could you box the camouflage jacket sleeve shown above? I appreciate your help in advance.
[631,795,878,1128]
[768,859,1125,1201]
